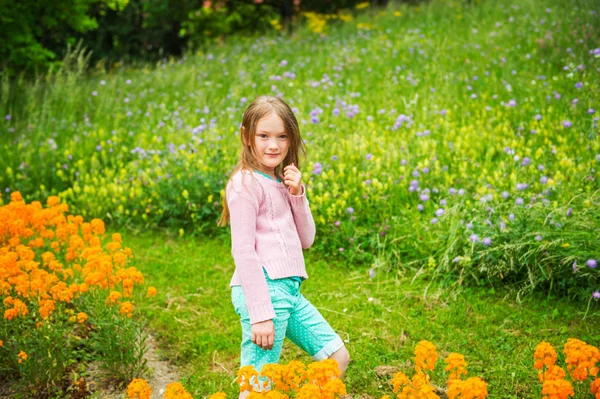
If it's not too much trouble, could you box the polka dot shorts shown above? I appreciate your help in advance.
[231,268,344,379]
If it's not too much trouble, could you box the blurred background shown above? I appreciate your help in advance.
[0,0,395,74]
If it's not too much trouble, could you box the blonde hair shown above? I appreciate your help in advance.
[217,96,306,227]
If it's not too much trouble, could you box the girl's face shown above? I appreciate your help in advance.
[253,111,289,173]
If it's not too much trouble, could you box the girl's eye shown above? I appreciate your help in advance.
[280,135,288,139]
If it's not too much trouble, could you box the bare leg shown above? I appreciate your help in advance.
[328,345,351,378]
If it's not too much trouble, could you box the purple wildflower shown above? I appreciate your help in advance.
[369,268,375,278]
[587,259,597,269]
[331,155,338,161]
[593,291,600,299]
[573,261,577,271]
[435,209,445,217]
[567,207,572,216]
[515,197,524,205]
[508,99,517,107]
[501,191,509,199]
[534,114,542,121]
[334,221,341,227]
[588,108,596,114]
[575,82,583,89]
[346,207,354,214]
[431,218,438,224]
[312,162,322,175]
[508,213,515,221]
[482,237,492,246]
[540,176,548,184]
[562,120,572,128]
[366,153,373,160]
[420,193,429,202]
[440,199,447,206]
[469,234,479,242]
[535,235,543,241]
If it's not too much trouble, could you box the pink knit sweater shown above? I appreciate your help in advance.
[227,169,316,325]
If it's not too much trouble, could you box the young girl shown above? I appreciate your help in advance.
[218,96,350,396]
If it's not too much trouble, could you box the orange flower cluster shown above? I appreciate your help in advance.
[591,378,600,399]
[563,338,600,381]
[127,378,152,399]
[391,371,439,399]
[533,339,600,398]
[414,340,438,373]
[534,342,565,383]
[541,379,574,399]
[445,353,468,382]
[446,377,488,399]
[164,382,194,399]
[389,341,487,399]
[0,192,154,322]
[0,192,157,367]
[236,359,346,399]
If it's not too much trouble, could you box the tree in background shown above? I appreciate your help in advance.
[0,0,127,74]
[0,0,388,74]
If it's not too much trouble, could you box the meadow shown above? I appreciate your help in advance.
[1,0,600,397]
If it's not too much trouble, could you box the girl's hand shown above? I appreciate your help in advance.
[251,319,275,350]
[284,163,302,196]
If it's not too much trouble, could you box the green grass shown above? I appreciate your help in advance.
[126,231,599,399]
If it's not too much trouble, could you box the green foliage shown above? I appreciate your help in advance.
[1,0,599,300]
[0,0,102,73]
[130,233,600,398]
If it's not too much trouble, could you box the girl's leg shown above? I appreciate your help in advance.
[232,276,295,397]
[328,345,351,378]
[285,293,350,378]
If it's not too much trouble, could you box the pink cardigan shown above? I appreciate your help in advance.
[227,169,316,324]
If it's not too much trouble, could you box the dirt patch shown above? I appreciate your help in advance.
[86,331,181,398]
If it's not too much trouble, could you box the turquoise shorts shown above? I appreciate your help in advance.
[231,268,344,378]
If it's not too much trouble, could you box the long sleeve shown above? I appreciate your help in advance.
[286,184,316,249]
[227,176,276,325]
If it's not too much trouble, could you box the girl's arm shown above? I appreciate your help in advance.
[287,184,316,249]
[227,175,276,325]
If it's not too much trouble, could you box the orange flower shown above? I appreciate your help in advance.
[535,342,558,370]
[127,378,152,399]
[106,291,122,305]
[47,196,60,207]
[146,286,157,298]
[563,338,600,381]
[391,371,410,393]
[0,340,3,346]
[541,379,574,399]
[164,382,193,399]
[447,377,488,399]
[76,312,88,323]
[17,351,27,363]
[538,366,566,383]
[445,353,468,381]
[591,378,600,399]
[120,301,134,318]
[208,393,227,399]
[414,340,438,373]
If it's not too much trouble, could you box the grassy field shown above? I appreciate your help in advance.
[125,231,598,398]
[1,0,600,397]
